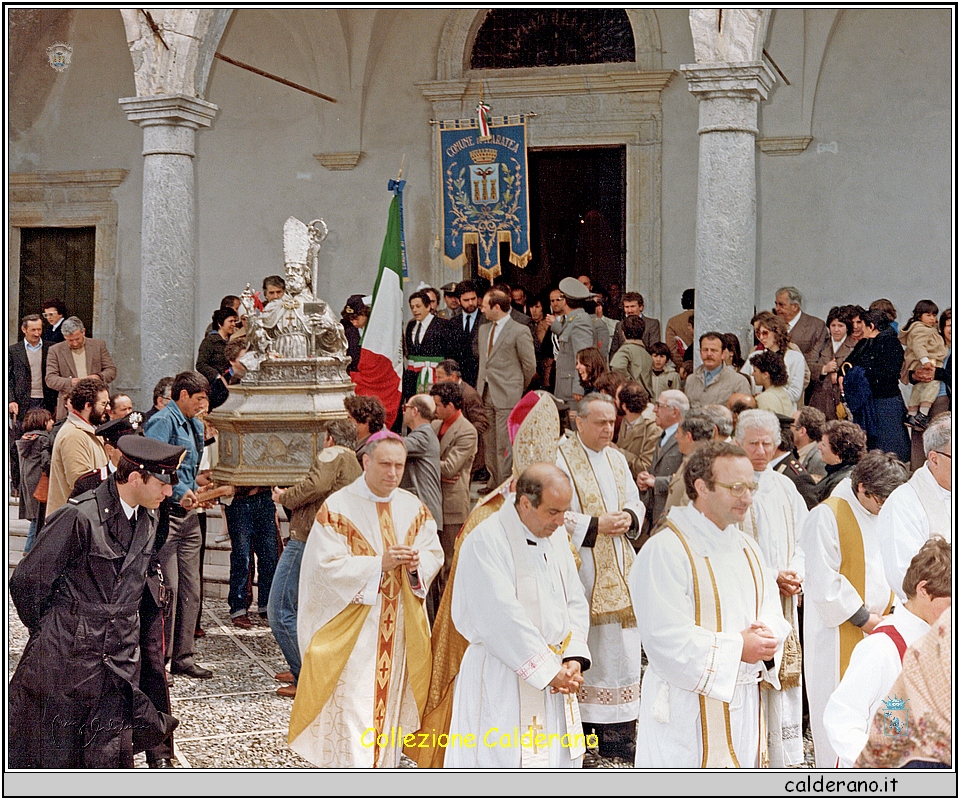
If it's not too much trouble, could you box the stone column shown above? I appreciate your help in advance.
[680,63,775,358]
[119,94,217,396]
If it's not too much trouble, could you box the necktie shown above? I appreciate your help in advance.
[487,323,496,357]
[414,321,422,346]
[464,314,471,335]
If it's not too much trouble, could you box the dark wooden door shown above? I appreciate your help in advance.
[18,226,96,334]
[488,146,626,302]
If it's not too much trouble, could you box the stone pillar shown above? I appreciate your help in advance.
[119,94,217,396]
[680,63,775,358]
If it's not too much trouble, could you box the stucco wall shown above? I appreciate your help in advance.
[756,7,952,321]
[8,8,953,403]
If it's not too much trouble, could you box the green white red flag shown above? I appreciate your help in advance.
[353,189,404,427]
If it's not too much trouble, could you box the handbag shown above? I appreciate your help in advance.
[32,473,49,503]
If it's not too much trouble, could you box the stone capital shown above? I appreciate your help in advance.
[119,94,218,128]
[680,62,776,137]
[680,62,776,101]
[119,94,218,158]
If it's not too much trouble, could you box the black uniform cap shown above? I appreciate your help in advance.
[95,412,144,446]
[117,435,185,485]
[343,294,369,316]
[440,282,458,295]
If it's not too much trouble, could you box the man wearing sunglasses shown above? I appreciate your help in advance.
[630,441,790,768]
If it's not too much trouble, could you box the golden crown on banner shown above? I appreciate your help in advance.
[469,148,498,164]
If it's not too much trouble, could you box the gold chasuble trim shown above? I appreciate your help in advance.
[287,501,432,764]
[559,438,635,628]
[288,507,376,744]
[663,520,742,769]
[823,497,894,681]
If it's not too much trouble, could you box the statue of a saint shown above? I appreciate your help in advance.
[240,216,348,372]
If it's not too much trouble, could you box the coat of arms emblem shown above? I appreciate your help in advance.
[881,695,908,737]
[46,42,73,72]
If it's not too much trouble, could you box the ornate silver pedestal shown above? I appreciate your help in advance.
[208,356,352,487]
[207,215,354,487]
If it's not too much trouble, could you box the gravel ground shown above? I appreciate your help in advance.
[7,598,813,769]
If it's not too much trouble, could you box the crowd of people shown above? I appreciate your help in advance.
[7,276,952,770]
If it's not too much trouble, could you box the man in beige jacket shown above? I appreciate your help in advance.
[45,316,117,420]
[428,381,478,586]
[47,377,111,514]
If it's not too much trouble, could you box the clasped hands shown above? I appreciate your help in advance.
[548,661,583,695]
[597,511,633,537]
[740,621,778,663]
[776,570,802,597]
[382,544,419,573]
[636,470,656,490]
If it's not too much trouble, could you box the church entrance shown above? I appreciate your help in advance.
[484,145,626,305]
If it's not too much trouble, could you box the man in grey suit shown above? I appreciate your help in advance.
[45,316,117,421]
[400,394,443,529]
[610,291,662,357]
[476,289,536,489]
[636,389,689,545]
[775,286,829,383]
[547,277,596,403]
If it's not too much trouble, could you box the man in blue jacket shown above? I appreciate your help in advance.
[144,370,213,680]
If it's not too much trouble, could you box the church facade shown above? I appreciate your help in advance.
[7,8,952,407]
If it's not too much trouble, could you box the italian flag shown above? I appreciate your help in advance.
[353,193,404,428]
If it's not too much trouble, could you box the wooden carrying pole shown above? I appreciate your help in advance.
[214,52,337,103]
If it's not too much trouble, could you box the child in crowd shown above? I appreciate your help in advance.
[899,300,947,429]
[16,408,54,554]
[648,341,681,397]
[823,537,951,767]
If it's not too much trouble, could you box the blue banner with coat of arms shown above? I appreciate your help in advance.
[439,115,531,281]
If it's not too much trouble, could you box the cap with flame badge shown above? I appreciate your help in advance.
[117,435,186,485]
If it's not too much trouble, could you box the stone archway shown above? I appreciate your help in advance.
[420,9,672,317]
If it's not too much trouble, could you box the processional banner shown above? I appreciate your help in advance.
[439,115,531,281]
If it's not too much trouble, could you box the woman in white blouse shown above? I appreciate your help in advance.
[741,311,808,405]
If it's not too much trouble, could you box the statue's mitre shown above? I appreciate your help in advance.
[283,216,310,265]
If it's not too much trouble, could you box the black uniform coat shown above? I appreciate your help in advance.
[8,477,177,768]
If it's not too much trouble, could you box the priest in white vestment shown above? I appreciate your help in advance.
[735,410,807,766]
[798,452,909,768]
[288,432,443,768]
[412,390,562,769]
[447,464,591,768]
[630,441,790,768]
[556,393,645,761]
[876,414,951,601]
[824,536,951,767]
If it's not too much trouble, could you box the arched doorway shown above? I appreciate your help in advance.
[421,9,671,317]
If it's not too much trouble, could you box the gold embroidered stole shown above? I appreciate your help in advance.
[288,501,432,767]
[560,437,636,627]
[288,507,376,744]
[740,483,802,691]
[662,520,767,769]
[823,497,895,680]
